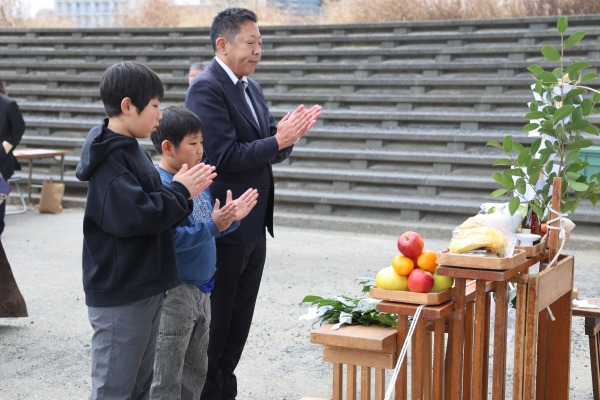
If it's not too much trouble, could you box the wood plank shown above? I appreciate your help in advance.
[445,317,454,400]
[472,281,488,400]
[437,249,526,270]
[463,301,474,400]
[592,333,600,400]
[13,148,68,159]
[347,364,357,400]
[544,291,573,399]
[370,285,453,305]
[333,363,342,400]
[536,308,548,399]
[411,317,425,400]
[547,177,562,263]
[424,332,432,400]
[573,298,600,319]
[361,366,371,400]
[536,255,574,312]
[492,282,508,400]
[397,316,409,400]
[437,255,539,281]
[311,324,397,352]
[323,347,396,370]
[585,317,600,337]
[448,277,466,400]
[482,292,491,398]
[523,275,539,399]
[375,368,385,400]
[432,318,446,400]
[512,277,528,400]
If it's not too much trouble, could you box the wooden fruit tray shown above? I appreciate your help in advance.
[437,248,527,271]
[369,286,454,305]
[515,241,545,258]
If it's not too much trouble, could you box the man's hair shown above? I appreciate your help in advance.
[189,62,204,73]
[99,61,164,117]
[151,105,204,154]
[0,79,5,95]
[210,7,258,52]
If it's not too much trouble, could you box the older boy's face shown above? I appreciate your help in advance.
[131,97,162,138]
[168,132,204,171]
[221,20,262,78]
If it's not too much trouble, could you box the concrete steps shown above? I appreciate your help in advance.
[3,14,600,236]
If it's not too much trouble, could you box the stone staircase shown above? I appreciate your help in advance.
[2,14,600,238]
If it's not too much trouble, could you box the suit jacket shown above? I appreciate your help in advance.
[0,93,25,179]
[185,58,292,243]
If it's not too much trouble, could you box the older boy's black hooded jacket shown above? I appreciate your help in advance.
[76,120,190,307]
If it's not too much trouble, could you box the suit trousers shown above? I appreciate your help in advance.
[201,232,267,400]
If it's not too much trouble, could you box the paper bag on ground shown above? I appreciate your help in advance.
[39,179,65,214]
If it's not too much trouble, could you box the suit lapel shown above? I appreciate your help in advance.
[221,75,261,135]
[210,60,264,137]
[246,85,268,137]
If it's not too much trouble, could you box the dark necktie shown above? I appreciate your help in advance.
[236,79,259,126]
[236,79,247,93]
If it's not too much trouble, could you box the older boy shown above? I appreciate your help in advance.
[149,105,257,399]
[76,61,216,400]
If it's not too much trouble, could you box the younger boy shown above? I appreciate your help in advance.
[76,61,216,400]
[149,105,258,399]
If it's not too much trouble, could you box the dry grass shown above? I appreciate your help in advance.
[122,0,316,27]
[319,0,600,24]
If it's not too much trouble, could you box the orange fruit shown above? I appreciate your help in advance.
[417,251,438,273]
[391,255,414,276]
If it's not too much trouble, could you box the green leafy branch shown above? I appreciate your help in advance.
[487,16,600,219]
[301,278,396,328]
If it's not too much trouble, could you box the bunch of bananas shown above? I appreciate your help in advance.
[448,215,508,257]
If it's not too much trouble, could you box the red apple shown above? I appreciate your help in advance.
[397,231,424,259]
[407,268,434,293]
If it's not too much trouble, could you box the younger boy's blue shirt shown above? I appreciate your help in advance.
[157,167,239,287]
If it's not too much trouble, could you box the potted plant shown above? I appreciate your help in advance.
[487,16,600,241]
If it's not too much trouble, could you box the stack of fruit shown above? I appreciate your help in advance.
[375,231,453,293]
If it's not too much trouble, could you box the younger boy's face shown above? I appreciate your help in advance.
[166,132,204,172]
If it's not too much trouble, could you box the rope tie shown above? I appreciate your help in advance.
[384,304,425,400]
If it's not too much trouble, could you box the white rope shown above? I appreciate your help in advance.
[384,304,425,400]
[543,206,567,267]
[541,205,568,321]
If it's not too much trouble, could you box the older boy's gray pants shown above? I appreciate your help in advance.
[88,293,165,400]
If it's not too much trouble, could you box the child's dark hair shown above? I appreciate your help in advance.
[210,8,258,52]
[100,61,164,117]
[151,106,204,154]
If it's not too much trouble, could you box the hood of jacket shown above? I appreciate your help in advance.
[76,119,138,182]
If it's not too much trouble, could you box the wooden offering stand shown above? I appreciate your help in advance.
[434,177,573,400]
[309,324,398,400]
[310,178,572,399]
[375,282,482,400]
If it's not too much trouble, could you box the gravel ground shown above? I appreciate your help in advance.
[0,209,596,399]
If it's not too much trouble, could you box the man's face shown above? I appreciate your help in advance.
[188,68,202,85]
[220,20,262,78]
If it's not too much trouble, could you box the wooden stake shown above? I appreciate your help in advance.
[548,177,562,263]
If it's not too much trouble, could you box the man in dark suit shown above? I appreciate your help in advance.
[185,7,321,400]
[0,80,26,236]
